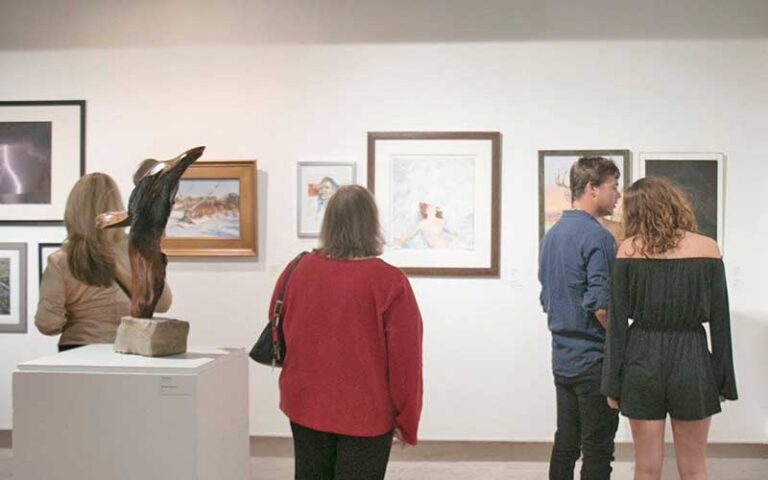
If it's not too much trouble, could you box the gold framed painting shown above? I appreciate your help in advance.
[161,161,257,257]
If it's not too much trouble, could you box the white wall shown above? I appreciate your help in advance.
[0,40,766,443]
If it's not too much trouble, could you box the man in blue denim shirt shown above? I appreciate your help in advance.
[539,157,621,480]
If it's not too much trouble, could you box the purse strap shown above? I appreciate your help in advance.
[114,275,132,299]
[272,251,309,325]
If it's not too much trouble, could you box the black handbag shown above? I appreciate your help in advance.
[250,252,308,367]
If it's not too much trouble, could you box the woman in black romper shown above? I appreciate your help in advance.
[601,177,737,480]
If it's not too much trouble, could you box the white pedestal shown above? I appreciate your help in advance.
[13,344,249,480]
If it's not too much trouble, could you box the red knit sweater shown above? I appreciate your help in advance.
[274,251,423,445]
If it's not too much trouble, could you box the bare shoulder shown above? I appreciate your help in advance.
[617,237,639,259]
[685,233,721,258]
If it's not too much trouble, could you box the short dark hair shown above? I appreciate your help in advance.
[569,156,620,200]
[319,185,384,259]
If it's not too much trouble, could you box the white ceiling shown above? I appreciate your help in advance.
[1,0,767,49]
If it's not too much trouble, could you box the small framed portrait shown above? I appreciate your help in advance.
[368,131,501,276]
[161,161,257,257]
[639,152,725,247]
[0,243,27,333]
[296,162,357,238]
[0,101,85,224]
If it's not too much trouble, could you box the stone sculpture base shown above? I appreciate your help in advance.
[113,317,189,357]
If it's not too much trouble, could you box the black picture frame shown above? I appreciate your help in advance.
[0,100,86,225]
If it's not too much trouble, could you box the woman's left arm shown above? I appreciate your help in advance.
[709,260,738,401]
[385,278,423,446]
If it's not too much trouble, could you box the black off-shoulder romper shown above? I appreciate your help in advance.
[601,258,738,420]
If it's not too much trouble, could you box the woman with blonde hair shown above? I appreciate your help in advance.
[602,177,737,480]
[271,184,423,480]
[35,173,172,351]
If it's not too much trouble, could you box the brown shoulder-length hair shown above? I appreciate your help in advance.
[623,176,698,257]
[319,185,385,259]
[64,173,126,287]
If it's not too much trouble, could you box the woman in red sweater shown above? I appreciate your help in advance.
[272,184,423,480]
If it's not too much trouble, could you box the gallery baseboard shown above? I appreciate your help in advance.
[1,430,765,460]
[248,436,768,461]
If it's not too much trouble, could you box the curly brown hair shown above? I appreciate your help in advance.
[623,176,698,257]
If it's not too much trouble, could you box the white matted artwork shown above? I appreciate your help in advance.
[297,162,357,238]
[368,132,501,276]
[0,101,84,224]
[0,243,27,333]
[639,152,725,247]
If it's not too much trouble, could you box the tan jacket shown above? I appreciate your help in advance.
[35,240,173,345]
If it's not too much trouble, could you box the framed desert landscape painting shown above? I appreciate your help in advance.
[162,161,257,257]
[0,101,85,224]
[538,150,631,241]
[368,131,501,276]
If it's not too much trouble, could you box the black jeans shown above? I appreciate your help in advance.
[549,360,619,480]
[291,422,394,480]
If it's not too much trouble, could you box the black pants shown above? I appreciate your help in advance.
[549,360,619,480]
[291,422,394,480]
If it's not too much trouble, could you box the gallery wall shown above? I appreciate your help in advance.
[0,39,766,443]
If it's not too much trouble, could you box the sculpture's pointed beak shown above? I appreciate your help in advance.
[163,146,205,172]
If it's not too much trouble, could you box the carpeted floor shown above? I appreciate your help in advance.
[1,448,766,479]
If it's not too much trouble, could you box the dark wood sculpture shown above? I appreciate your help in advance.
[97,146,205,318]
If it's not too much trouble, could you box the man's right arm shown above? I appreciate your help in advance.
[582,231,615,328]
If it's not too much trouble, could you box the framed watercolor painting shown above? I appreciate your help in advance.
[538,150,631,241]
[368,131,501,276]
[297,162,356,238]
[161,161,257,257]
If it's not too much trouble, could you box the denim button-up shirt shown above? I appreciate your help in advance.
[539,210,616,377]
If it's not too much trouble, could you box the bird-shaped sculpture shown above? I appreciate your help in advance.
[97,146,205,318]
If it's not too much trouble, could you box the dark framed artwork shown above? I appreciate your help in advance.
[161,160,257,257]
[368,131,501,276]
[0,101,85,224]
[538,150,631,241]
[0,243,27,333]
[38,242,62,282]
[639,152,725,247]
[297,161,357,238]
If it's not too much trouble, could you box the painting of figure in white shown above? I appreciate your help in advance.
[390,155,475,251]
[297,162,356,237]
[166,179,240,238]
